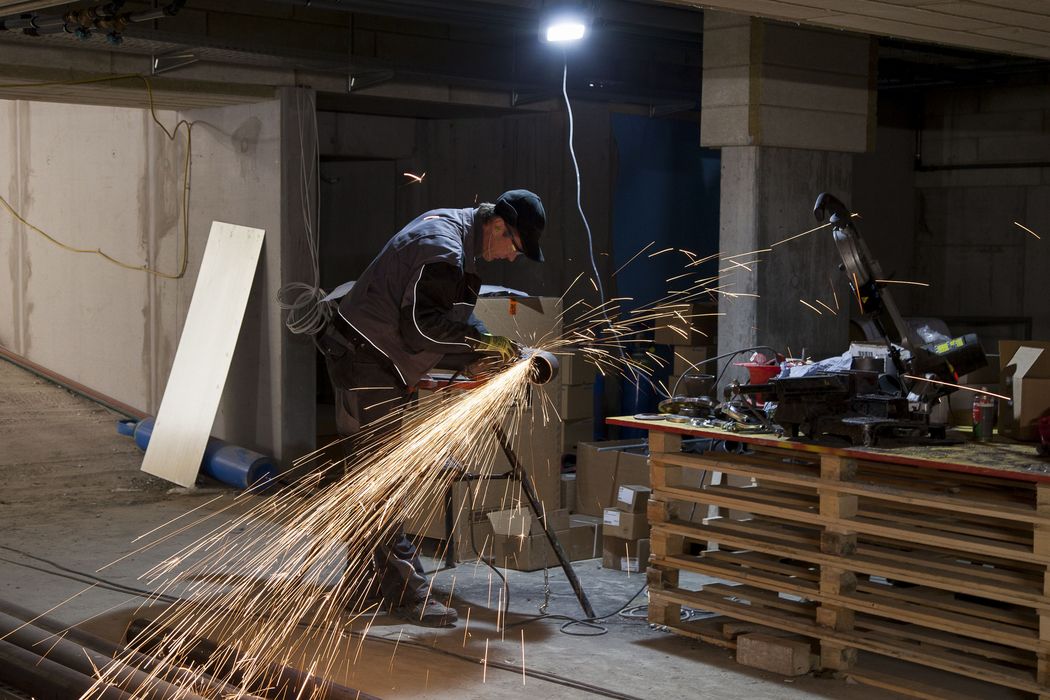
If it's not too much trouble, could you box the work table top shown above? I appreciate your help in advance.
[607,415,1050,484]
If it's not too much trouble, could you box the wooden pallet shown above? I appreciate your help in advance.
[639,428,1050,699]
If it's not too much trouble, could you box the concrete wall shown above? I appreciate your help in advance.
[853,86,1050,344]
[1,100,176,409]
[0,94,314,465]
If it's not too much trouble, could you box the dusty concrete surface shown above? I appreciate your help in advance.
[0,359,1014,699]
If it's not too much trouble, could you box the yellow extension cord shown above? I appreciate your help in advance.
[0,73,192,279]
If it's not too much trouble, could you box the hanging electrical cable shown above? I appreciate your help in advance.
[276,89,332,337]
[0,74,193,280]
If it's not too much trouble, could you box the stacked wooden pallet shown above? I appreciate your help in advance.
[638,427,1050,698]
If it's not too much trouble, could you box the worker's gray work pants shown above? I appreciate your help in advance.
[328,347,429,608]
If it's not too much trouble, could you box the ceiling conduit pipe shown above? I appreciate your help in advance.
[0,0,186,41]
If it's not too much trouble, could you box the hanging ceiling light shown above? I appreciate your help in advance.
[541,3,591,44]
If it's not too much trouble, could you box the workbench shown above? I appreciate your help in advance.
[607,415,1050,698]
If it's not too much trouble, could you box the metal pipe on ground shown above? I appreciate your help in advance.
[128,617,383,700]
[0,638,133,700]
[0,599,263,700]
[0,611,206,700]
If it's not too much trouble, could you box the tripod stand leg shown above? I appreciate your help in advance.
[492,424,596,619]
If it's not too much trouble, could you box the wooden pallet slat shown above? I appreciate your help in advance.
[635,418,1050,697]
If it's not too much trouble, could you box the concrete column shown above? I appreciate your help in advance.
[702,11,873,366]
[275,87,319,463]
[719,146,852,362]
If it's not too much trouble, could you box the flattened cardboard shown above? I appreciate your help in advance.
[1000,341,1050,440]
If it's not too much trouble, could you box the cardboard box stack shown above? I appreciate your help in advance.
[487,507,601,570]
[560,350,598,453]
[601,484,652,572]
[574,440,650,517]
[404,477,523,562]
[405,296,564,562]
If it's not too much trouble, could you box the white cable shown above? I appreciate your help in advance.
[562,56,606,308]
[277,89,331,336]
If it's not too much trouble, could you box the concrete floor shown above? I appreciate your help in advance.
[0,358,999,699]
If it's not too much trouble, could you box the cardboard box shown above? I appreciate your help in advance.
[475,296,564,510]
[999,341,1050,441]
[574,441,651,517]
[615,484,652,513]
[601,535,650,572]
[617,450,650,486]
[559,351,597,386]
[562,418,594,452]
[602,508,649,540]
[672,345,715,376]
[560,383,595,420]
[491,531,570,571]
[487,507,569,536]
[568,515,601,560]
[653,302,719,346]
[405,477,522,542]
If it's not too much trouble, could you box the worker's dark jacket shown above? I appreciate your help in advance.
[334,207,487,388]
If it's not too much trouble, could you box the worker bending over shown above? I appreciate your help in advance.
[316,189,546,626]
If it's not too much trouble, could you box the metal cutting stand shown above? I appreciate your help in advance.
[419,374,597,619]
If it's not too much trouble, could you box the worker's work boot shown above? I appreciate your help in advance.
[398,598,458,627]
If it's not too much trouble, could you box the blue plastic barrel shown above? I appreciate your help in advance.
[117,417,277,490]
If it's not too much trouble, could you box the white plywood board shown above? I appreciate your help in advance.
[141,221,265,487]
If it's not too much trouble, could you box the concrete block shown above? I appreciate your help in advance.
[702,10,753,31]
[703,25,754,69]
[700,105,753,148]
[914,166,1040,189]
[951,109,1043,137]
[701,65,751,107]
[761,22,872,77]
[759,64,870,115]
[756,105,869,152]
[979,84,1050,112]
[918,133,978,167]
[736,633,813,676]
[923,88,980,117]
[977,134,1050,163]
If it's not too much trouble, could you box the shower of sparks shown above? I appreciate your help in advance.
[771,221,832,247]
[799,299,823,315]
[1014,221,1042,240]
[876,279,930,287]
[851,272,864,314]
[403,171,426,184]
[902,375,1011,401]
[829,277,840,312]
[483,639,490,683]
[74,244,831,698]
[521,630,527,686]
[612,241,655,277]
[389,628,403,672]
[462,608,471,646]
[814,299,836,315]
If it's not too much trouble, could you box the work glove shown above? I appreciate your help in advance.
[476,333,521,363]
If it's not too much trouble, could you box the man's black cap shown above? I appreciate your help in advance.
[495,189,546,262]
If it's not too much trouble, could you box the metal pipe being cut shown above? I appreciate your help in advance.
[527,349,559,385]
